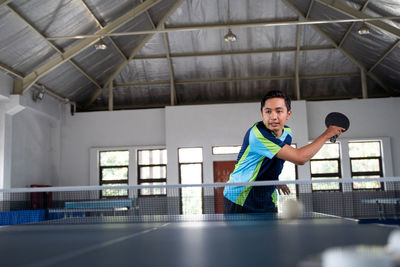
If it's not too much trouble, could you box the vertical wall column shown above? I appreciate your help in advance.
[0,96,25,189]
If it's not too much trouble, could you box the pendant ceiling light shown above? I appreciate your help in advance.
[224,29,237,42]
[94,39,108,50]
[357,23,371,35]
[224,0,237,42]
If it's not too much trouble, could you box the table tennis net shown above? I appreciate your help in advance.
[1,177,400,225]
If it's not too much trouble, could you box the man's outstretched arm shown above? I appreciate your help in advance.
[276,125,344,165]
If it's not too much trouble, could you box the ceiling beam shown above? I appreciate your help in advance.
[361,68,368,98]
[132,45,336,60]
[0,0,12,8]
[79,0,128,61]
[32,83,76,106]
[313,0,400,39]
[6,4,102,90]
[114,72,360,87]
[108,82,113,111]
[46,16,400,40]
[85,36,153,107]
[281,0,393,95]
[162,32,177,106]
[306,0,315,19]
[85,0,185,108]
[86,92,382,112]
[13,0,160,95]
[0,61,23,79]
[337,0,370,48]
[368,39,400,73]
[294,24,302,100]
[142,1,177,106]
[0,59,76,105]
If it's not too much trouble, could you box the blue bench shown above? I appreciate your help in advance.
[0,210,46,225]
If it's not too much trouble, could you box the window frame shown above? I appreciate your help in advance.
[279,144,299,197]
[98,150,129,198]
[137,148,167,197]
[349,140,384,190]
[310,143,342,192]
[212,145,242,155]
[178,147,204,215]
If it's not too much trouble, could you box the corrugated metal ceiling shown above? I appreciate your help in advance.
[0,0,399,112]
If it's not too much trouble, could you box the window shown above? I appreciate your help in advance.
[212,146,241,155]
[349,141,383,190]
[277,144,298,211]
[99,150,129,197]
[137,149,167,196]
[179,147,203,215]
[279,144,298,196]
[310,143,341,191]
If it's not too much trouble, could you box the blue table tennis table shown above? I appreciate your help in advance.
[0,213,395,267]
[48,199,137,218]
[361,198,400,220]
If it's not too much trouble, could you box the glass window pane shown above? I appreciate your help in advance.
[212,146,241,155]
[280,161,296,181]
[139,166,166,179]
[138,149,167,165]
[312,178,340,190]
[353,176,381,189]
[101,167,128,181]
[140,182,166,196]
[182,187,202,215]
[100,151,129,166]
[101,184,128,197]
[278,145,297,200]
[311,160,338,174]
[279,161,296,195]
[351,159,380,172]
[312,143,339,159]
[349,141,381,157]
[138,150,150,165]
[178,148,203,163]
[140,166,150,179]
[180,164,202,184]
[180,163,203,215]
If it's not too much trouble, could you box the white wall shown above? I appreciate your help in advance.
[0,92,63,189]
[60,108,165,186]
[10,108,60,187]
[165,101,311,184]
[307,98,400,176]
[0,72,12,101]
[57,97,400,187]
[2,93,399,188]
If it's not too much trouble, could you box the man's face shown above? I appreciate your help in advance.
[261,97,292,136]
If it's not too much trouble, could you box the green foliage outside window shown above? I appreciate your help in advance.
[311,160,338,174]
[311,143,340,191]
[349,141,382,190]
[100,151,129,166]
[349,142,380,157]
[102,167,128,181]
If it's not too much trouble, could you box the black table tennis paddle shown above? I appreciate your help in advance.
[325,112,350,143]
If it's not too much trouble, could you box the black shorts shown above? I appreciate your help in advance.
[223,197,277,214]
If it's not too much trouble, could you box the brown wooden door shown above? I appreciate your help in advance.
[213,161,236,214]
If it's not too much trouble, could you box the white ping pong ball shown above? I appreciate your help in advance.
[387,230,400,256]
[280,199,303,220]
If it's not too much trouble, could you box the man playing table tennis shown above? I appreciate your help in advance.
[223,90,344,213]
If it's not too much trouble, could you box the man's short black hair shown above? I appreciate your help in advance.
[260,90,291,112]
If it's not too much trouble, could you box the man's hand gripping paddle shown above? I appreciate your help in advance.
[325,112,350,143]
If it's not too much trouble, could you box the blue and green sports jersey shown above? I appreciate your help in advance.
[223,121,292,212]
